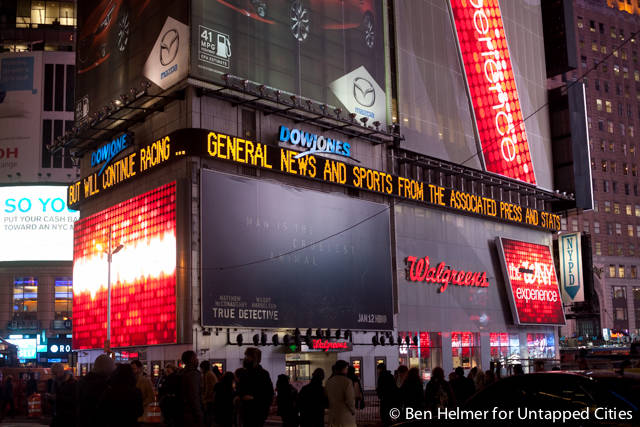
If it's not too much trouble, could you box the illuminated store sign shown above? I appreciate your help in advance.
[278,125,352,160]
[405,256,489,293]
[90,133,132,176]
[496,238,565,326]
[450,0,536,184]
[311,339,350,352]
[68,129,561,232]
[72,183,177,350]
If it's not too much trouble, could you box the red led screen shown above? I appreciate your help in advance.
[73,183,177,349]
[496,238,565,326]
[450,0,536,184]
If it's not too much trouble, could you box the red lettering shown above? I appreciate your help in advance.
[6,147,18,158]
[404,256,490,293]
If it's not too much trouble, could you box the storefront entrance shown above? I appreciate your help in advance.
[285,352,337,388]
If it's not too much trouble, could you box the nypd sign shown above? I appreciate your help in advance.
[558,233,584,304]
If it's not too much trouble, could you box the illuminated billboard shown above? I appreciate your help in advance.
[496,237,565,326]
[75,1,188,121]
[72,182,177,349]
[0,186,79,261]
[201,170,393,329]
[191,0,387,125]
[449,0,536,184]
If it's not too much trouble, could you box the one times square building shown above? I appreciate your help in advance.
[54,0,581,387]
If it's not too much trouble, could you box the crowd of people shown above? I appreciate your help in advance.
[0,349,536,427]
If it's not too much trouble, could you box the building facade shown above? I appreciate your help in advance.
[560,0,640,340]
[0,1,78,366]
[63,0,571,387]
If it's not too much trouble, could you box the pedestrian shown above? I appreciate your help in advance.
[212,365,223,381]
[400,367,424,410]
[449,367,474,406]
[158,364,181,427]
[512,364,524,376]
[2,375,14,418]
[49,363,76,427]
[395,365,408,388]
[98,363,143,427]
[181,350,205,427]
[200,360,217,427]
[346,366,364,410]
[326,360,356,427]
[130,360,155,422]
[236,347,274,427]
[212,372,235,427]
[472,369,485,391]
[376,363,398,426]
[276,374,298,427]
[298,368,327,427]
[77,354,115,427]
[26,373,37,397]
[424,367,455,410]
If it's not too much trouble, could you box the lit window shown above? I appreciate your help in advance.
[608,120,614,133]
[606,100,612,112]
[615,64,621,75]
[597,99,603,111]
[571,219,578,232]
[583,221,590,233]
[624,163,629,175]
[602,160,608,172]
[619,266,626,278]
[628,224,634,237]
[54,278,72,321]
[616,223,622,235]
[595,242,602,255]
[626,204,632,215]
[614,203,621,214]
[13,277,37,318]
[604,201,611,212]
[610,265,617,278]
[594,221,600,234]
[602,45,608,54]
[590,20,595,32]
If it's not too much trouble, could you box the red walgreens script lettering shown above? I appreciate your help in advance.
[312,339,348,352]
[405,256,489,293]
[450,0,536,184]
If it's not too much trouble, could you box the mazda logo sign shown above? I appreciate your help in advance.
[353,77,375,107]
[160,29,179,66]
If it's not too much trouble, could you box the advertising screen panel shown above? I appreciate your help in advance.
[449,0,536,184]
[0,186,79,261]
[75,1,189,121]
[72,182,177,349]
[191,0,387,126]
[201,170,393,329]
[496,237,565,326]
[0,53,42,182]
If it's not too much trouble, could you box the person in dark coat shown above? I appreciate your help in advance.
[297,368,327,427]
[212,372,235,427]
[77,354,115,427]
[26,373,38,397]
[181,350,204,427]
[98,364,143,427]
[50,363,77,427]
[237,347,274,427]
[347,366,364,410]
[158,364,181,427]
[400,367,425,410]
[276,374,298,427]
[376,364,398,426]
[449,367,475,406]
[424,367,455,411]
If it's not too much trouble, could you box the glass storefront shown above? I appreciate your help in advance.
[398,331,443,381]
[490,332,521,375]
[451,331,480,370]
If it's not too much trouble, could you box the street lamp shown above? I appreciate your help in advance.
[97,226,124,352]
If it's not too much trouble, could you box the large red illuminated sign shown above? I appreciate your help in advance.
[496,238,565,326]
[450,0,536,185]
[311,339,350,352]
[405,256,489,292]
[72,182,177,349]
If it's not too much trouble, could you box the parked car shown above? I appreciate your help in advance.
[216,0,376,47]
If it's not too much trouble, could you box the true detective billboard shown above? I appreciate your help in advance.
[191,0,387,126]
[75,1,189,121]
[201,169,393,329]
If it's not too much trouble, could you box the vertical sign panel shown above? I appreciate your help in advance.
[449,0,536,184]
[496,237,565,325]
[558,233,584,303]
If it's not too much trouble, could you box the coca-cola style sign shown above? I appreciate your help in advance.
[496,238,565,326]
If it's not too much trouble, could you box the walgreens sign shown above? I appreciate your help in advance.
[496,238,565,326]
[450,0,536,185]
